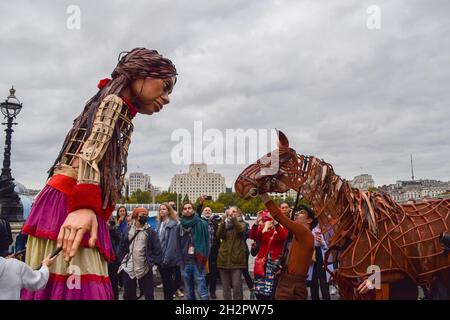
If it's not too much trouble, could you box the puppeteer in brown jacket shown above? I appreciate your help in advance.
[262,194,315,300]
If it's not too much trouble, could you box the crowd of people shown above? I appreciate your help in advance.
[105,195,335,300]
[0,193,337,300]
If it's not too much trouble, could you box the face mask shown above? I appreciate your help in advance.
[138,216,147,226]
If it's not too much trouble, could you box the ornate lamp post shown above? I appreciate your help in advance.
[0,86,23,221]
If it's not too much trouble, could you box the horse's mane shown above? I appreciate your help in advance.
[301,156,406,246]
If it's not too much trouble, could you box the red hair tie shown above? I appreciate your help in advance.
[97,78,111,90]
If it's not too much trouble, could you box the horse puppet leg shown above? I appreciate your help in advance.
[375,283,390,300]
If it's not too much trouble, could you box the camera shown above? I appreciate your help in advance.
[108,218,116,227]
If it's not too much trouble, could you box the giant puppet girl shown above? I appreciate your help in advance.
[21,48,177,299]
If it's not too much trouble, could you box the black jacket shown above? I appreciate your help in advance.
[109,227,121,265]
[0,218,13,253]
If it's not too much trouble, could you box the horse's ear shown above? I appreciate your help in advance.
[276,130,289,148]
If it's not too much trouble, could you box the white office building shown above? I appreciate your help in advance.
[169,163,226,202]
[350,174,375,191]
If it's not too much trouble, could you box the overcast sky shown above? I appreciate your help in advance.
[0,0,449,191]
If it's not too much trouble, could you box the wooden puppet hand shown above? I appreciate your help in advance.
[57,208,98,262]
[357,279,375,294]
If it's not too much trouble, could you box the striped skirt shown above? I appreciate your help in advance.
[21,175,114,300]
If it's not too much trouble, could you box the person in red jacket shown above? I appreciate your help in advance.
[250,206,288,300]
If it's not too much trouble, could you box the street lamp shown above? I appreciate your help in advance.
[0,86,23,222]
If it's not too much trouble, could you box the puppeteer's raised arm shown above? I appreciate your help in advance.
[260,193,311,241]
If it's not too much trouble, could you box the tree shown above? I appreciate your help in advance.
[239,197,265,214]
[129,189,151,203]
[284,196,295,207]
[217,192,241,208]
[204,201,225,213]
[155,192,178,204]
[241,201,256,214]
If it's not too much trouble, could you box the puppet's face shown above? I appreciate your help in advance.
[130,76,176,115]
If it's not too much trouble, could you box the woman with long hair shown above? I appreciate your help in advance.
[156,202,180,300]
[21,48,177,300]
[116,206,128,236]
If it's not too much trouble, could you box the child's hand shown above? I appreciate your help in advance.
[41,253,58,268]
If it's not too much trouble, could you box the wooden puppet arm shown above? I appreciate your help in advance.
[68,95,124,218]
[77,94,123,185]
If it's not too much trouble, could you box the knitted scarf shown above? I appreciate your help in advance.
[180,214,209,266]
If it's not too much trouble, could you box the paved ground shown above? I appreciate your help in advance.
[119,273,342,300]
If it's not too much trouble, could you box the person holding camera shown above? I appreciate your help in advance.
[250,208,288,300]
[307,226,331,300]
[116,206,129,237]
[217,206,247,300]
[259,193,316,300]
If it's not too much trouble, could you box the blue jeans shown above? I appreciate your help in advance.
[181,263,209,300]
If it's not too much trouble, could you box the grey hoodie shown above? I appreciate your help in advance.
[0,257,49,300]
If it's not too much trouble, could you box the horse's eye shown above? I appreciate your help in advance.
[249,188,258,197]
